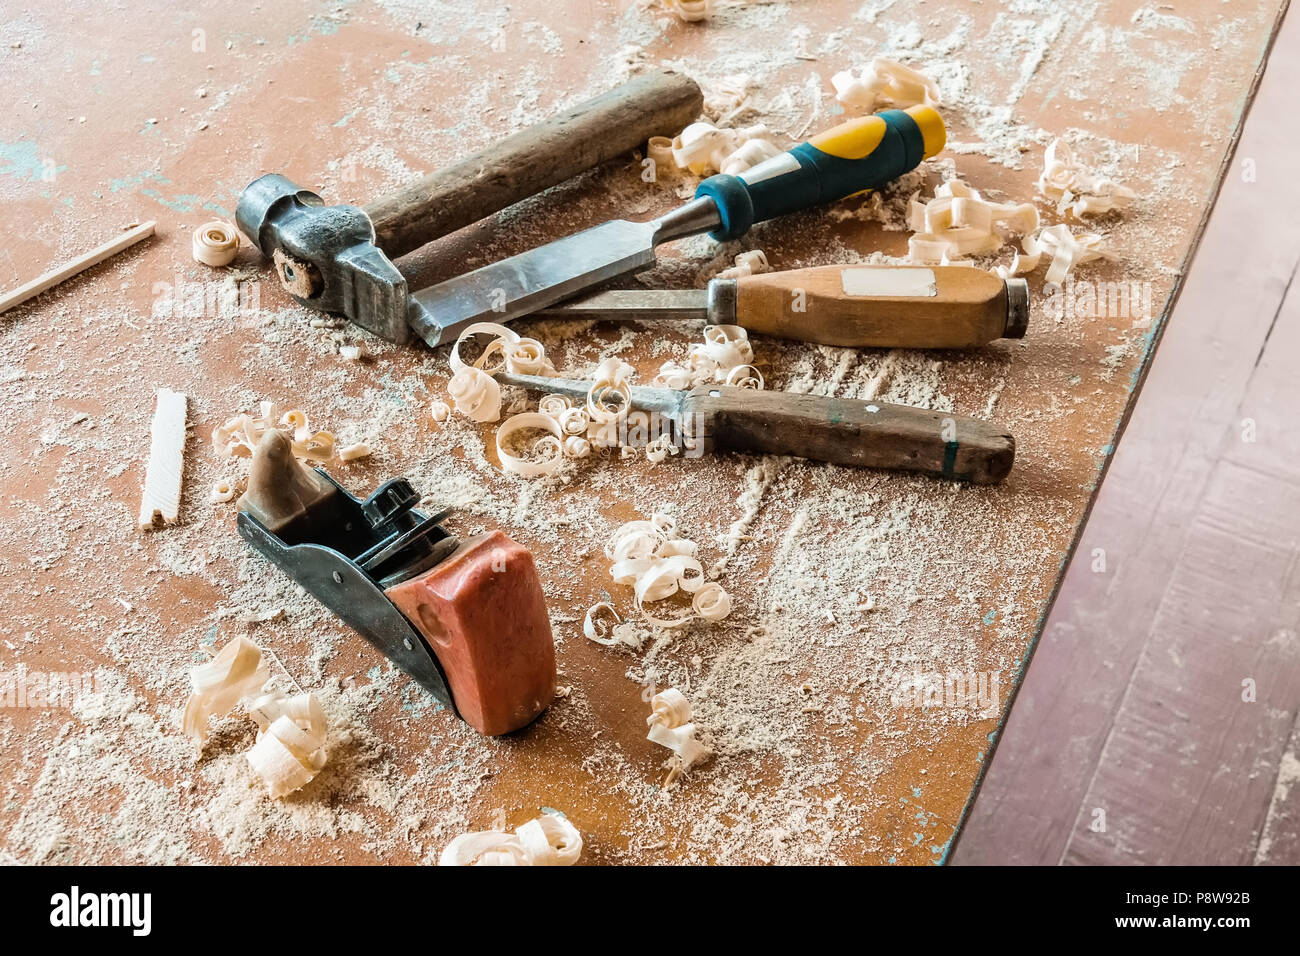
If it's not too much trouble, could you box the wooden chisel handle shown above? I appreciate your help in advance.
[685,385,1014,483]
[365,70,702,259]
[718,265,1028,348]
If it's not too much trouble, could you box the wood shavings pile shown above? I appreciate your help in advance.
[212,402,371,465]
[439,811,582,866]
[600,513,733,629]
[182,636,330,800]
[1038,137,1137,218]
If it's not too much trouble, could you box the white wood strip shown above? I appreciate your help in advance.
[137,388,188,531]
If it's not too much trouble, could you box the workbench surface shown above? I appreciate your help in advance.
[0,0,1284,865]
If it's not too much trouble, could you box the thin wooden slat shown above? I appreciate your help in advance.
[0,221,156,316]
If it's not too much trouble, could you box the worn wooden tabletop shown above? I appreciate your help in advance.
[0,0,1286,864]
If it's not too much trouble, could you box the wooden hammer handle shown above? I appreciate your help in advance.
[687,386,1014,483]
[364,70,703,260]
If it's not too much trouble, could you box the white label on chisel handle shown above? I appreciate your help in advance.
[840,267,937,297]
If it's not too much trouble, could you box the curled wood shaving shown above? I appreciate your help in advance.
[716,248,770,280]
[583,601,623,646]
[338,344,364,361]
[664,0,712,22]
[645,435,680,465]
[212,402,361,464]
[448,368,502,422]
[647,135,677,175]
[724,364,764,389]
[448,322,558,423]
[692,581,732,621]
[832,57,940,111]
[558,406,590,436]
[655,324,761,390]
[1038,138,1135,218]
[180,637,331,798]
[191,220,239,267]
[429,400,451,423]
[564,435,592,458]
[504,337,556,376]
[537,393,572,420]
[586,357,635,425]
[496,412,564,477]
[439,812,582,866]
[603,516,732,629]
[209,479,240,504]
[719,137,783,175]
[245,691,328,799]
[646,688,710,771]
[1031,223,1114,284]
[906,179,1039,265]
[181,635,270,743]
[671,121,779,176]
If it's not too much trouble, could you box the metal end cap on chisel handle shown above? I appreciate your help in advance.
[1004,277,1029,338]
[235,173,410,344]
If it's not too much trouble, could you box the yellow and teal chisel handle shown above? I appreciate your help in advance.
[693,105,946,240]
[405,107,946,347]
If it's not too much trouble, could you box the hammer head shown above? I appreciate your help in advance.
[236,174,410,344]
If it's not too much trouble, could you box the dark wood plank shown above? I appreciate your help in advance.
[1060,221,1300,864]
[954,6,1300,865]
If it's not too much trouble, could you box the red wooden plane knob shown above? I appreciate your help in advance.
[384,531,556,735]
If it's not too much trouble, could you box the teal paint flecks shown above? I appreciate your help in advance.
[334,108,361,128]
[110,170,169,193]
[1101,443,1114,456]
[911,786,922,798]
[140,188,230,215]
[110,170,229,215]
[0,142,66,182]
[982,609,996,625]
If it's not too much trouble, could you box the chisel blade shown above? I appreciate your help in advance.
[405,197,721,348]
[533,288,709,321]
[406,219,659,348]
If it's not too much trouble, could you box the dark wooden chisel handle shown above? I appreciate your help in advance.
[365,70,703,259]
[685,385,1014,483]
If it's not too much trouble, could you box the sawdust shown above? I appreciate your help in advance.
[0,0,1256,865]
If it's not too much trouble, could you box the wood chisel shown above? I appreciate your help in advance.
[495,369,1014,484]
[534,264,1029,348]
[408,105,948,347]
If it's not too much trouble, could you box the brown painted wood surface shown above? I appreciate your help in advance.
[955,4,1300,865]
[734,265,1015,348]
[366,70,703,259]
[0,0,1287,865]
